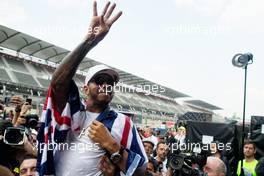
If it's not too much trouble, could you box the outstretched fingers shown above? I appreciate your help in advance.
[108,11,122,26]
[101,1,111,16]
[93,1,98,16]
[105,3,116,19]
[91,1,122,29]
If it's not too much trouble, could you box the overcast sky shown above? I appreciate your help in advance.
[1,0,264,119]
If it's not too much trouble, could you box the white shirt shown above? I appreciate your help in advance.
[154,157,167,176]
[55,111,105,176]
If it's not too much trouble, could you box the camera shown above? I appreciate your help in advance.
[168,152,207,176]
[25,114,39,129]
[26,98,32,105]
[3,127,26,145]
[168,143,210,176]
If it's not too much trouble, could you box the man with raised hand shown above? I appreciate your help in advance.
[37,1,147,176]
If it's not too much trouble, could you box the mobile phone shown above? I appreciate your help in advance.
[26,98,32,105]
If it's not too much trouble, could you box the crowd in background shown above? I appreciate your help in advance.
[1,96,263,176]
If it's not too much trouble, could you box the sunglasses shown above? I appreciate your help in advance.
[90,74,115,86]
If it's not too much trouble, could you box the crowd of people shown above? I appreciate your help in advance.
[0,1,263,176]
[1,103,264,176]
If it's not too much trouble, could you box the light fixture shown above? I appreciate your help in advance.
[232,52,253,176]
[232,53,253,68]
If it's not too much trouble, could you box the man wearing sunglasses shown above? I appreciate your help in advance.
[37,1,147,176]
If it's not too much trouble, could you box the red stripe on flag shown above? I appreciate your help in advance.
[53,109,71,126]
[50,90,71,127]
[49,126,53,134]
[44,134,48,144]
[121,116,131,148]
[74,127,80,131]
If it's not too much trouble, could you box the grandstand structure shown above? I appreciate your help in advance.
[0,25,222,127]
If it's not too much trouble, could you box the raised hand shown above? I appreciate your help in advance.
[51,1,122,113]
[87,1,122,43]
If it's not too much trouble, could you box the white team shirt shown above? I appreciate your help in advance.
[55,111,105,176]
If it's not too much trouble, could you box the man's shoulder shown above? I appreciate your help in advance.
[253,159,258,165]
[115,111,131,120]
[111,111,136,127]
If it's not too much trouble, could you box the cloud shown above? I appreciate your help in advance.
[0,0,27,25]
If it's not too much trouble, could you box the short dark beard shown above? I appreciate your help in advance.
[85,94,112,112]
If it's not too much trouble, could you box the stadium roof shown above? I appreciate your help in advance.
[0,24,221,110]
[184,100,222,110]
[0,24,189,99]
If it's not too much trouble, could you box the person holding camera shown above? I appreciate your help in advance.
[9,96,34,128]
[0,119,37,176]
[1,96,37,157]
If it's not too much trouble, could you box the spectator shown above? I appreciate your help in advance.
[165,129,176,146]
[37,1,147,176]
[237,140,258,176]
[203,156,226,176]
[144,127,159,149]
[142,138,161,176]
[7,110,14,121]
[210,141,231,176]
[137,127,145,139]
[13,102,32,128]
[155,141,168,176]
[0,120,16,174]
[145,157,162,176]
[174,126,186,147]
[0,119,36,175]
[19,154,37,176]
[142,138,155,158]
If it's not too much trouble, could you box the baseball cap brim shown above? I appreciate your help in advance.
[84,65,119,85]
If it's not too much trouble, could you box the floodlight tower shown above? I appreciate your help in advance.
[232,53,253,175]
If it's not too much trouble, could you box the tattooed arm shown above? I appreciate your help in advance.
[50,1,122,113]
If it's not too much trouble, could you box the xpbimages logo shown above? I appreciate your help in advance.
[168,142,232,153]
[38,141,100,153]
[97,82,166,95]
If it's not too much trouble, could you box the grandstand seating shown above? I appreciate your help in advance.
[5,57,28,72]
[12,71,39,87]
[0,56,6,67]
[32,63,46,73]
[0,52,212,125]
[36,77,50,88]
[0,68,11,82]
